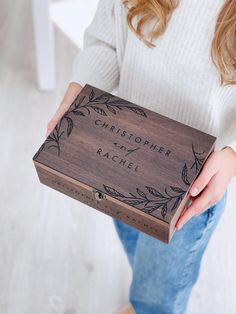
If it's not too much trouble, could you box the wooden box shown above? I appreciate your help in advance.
[33,84,216,243]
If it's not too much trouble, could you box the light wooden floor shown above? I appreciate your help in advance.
[0,1,236,313]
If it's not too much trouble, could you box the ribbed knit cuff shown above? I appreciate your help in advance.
[67,0,120,93]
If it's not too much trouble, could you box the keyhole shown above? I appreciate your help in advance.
[93,190,105,201]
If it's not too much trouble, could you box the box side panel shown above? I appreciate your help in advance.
[168,193,192,241]
[34,161,170,243]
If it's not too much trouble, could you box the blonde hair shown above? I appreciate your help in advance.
[123,0,236,86]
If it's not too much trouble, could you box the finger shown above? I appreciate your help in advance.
[176,171,223,229]
[189,154,218,197]
[45,105,70,138]
[45,82,83,138]
[46,122,55,138]
[46,118,57,138]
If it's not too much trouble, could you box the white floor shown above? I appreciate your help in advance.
[0,0,236,313]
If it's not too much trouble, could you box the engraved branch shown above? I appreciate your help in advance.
[103,184,185,219]
[102,143,206,220]
[68,89,148,117]
[34,88,147,158]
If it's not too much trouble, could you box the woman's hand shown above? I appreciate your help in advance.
[46,82,83,138]
[176,146,236,230]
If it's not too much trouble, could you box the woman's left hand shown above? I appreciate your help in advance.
[176,146,236,230]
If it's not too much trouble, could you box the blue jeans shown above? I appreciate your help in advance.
[113,190,228,314]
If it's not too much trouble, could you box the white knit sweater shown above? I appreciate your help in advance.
[69,0,236,154]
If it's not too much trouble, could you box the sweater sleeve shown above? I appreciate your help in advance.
[68,0,119,92]
[215,117,236,154]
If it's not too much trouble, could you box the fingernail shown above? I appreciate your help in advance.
[191,187,198,196]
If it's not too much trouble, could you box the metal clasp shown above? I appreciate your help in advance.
[92,188,106,201]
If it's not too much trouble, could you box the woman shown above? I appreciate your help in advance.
[46,0,236,313]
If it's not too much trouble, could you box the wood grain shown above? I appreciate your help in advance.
[1,0,236,313]
[33,84,216,243]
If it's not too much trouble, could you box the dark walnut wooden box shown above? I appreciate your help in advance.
[33,84,216,243]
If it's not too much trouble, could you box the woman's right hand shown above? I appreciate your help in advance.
[46,82,83,138]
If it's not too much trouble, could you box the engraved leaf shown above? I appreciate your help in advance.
[171,197,182,212]
[93,93,110,103]
[193,143,205,156]
[198,157,205,162]
[103,185,125,198]
[72,109,85,116]
[144,203,163,213]
[161,204,168,218]
[182,163,190,185]
[116,106,123,110]
[89,89,95,102]
[146,186,165,198]
[126,106,147,117]
[33,143,45,159]
[143,206,159,213]
[47,135,55,141]
[106,105,117,114]
[48,144,59,149]
[136,188,146,199]
[70,93,80,109]
[92,106,107,116]
[107,99,131,105]
[75,95,85,109]
[123,199,146,206]
[65,117,73,136]
[51,131,57,141]
[170,186,185,194]
[58,130,64,138]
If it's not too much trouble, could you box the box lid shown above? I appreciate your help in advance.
[33,84,216,224]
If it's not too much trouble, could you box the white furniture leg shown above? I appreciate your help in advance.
[32,0,55,90]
